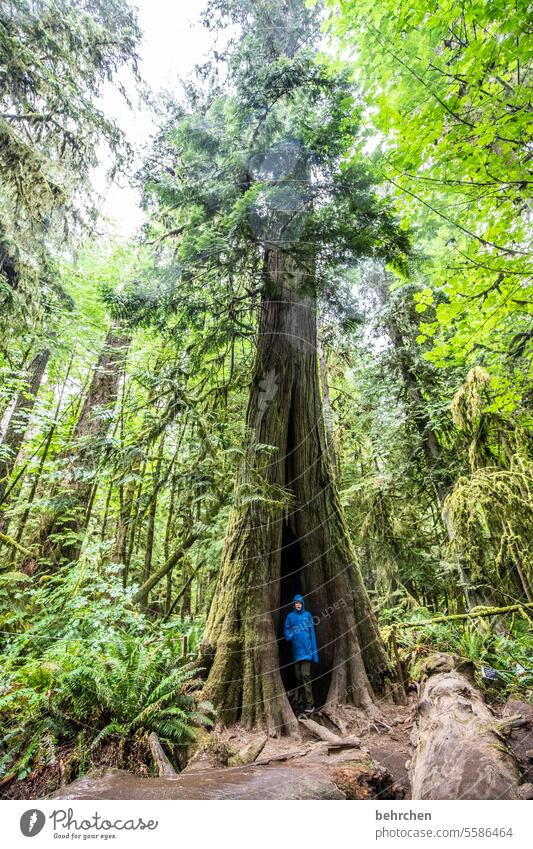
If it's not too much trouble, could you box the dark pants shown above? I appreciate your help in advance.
[294,660,313,707]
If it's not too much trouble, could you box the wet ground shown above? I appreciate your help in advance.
[9,692,531,801]
[48,764,345,800]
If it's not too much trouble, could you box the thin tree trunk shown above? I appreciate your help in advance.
[164,478,177,614]
[124,464,146,585]
[8,353,75,558]
[0,347,50,514]
[37,327,130,568]
[141,433,165,609]
[114,477,137,583]
[180,561,191,618]
[100,477,114,542]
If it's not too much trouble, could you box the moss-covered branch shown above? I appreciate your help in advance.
[0,531,34,561]
[398,602,533,629]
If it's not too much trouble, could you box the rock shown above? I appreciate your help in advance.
[227,734,268,767]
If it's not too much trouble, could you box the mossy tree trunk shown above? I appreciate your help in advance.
[203,248,394,734]
[37,326,130,569]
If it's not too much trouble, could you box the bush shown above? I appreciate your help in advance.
[381,603,533,700]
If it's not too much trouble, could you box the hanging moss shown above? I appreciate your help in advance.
[444,369,533,602]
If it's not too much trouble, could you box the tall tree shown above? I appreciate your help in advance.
[37,325,130,569]
[143,0,409,731]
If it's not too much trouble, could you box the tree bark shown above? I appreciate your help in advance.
[203,248,393,734]
[410,654,521,800]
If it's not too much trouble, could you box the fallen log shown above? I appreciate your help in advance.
[148,732,177,777]
[298,716,342,744]
[399,602,533,628]
[298,716,361,748]
[409,654,521,800]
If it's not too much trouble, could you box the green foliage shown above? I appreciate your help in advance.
[444,367,533,600]
[0,562,212,781]
[326,0,532,410]
[0,0,141,338]
[384,610,533,701]
[0,0,532,794]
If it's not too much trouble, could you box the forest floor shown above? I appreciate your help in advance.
[212,697,416,798]
[6,691,532,801]
[38,698,417,801]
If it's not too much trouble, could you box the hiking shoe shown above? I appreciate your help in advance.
[304,704,315,713]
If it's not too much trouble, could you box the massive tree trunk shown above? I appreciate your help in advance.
[203,248,394,734]
[37,327,129,569]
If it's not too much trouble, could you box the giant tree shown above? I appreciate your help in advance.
[143,0,409,732]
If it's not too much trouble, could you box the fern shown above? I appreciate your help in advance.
[0,563,212,782]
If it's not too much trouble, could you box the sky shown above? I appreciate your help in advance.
[97,0,213,237]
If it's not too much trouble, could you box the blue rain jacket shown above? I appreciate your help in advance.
[284,594,318,663]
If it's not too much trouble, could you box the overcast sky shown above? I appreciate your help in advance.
[97,0,212,237]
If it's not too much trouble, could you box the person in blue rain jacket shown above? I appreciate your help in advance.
[284,593,318,715]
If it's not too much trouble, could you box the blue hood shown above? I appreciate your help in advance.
[292,594,305,610]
